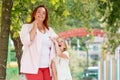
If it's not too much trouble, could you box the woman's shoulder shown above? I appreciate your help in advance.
[22,23,33,27]
[49,27,53,31]
[48,27,58,38]
[21,23,33,31]
[20,23,33,32]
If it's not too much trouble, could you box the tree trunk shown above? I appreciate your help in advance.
[11,31,23,74]
[0,0,13,80]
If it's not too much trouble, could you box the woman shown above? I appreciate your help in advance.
[50,37,72,80]
[20,5,58,80]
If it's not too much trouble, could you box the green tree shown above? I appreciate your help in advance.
[0,0,13,79]
[97,0,120,54]
[66,0,101,29]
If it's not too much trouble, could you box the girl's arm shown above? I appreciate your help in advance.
[50,37,68,59]
[50,37,62,55]
[51,60,58,80]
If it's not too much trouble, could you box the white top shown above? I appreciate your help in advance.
[53,51,72,80]
[37,29,52,68]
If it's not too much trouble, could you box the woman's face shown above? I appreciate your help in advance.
[35,7,46,22]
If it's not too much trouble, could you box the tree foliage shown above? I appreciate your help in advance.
[66,0,101,29]
[97,0,120,54]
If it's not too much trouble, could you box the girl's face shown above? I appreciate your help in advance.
[35,7,46,22]
[57,38,66,51]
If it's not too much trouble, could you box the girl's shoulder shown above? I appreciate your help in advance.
[63,51,69,57]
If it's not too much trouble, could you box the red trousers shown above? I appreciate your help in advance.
[25,68,52,80]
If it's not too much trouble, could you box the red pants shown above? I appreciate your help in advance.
[25,68,52,80]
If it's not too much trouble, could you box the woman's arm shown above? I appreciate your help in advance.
[51,60,58,80]
[29,21,38,41]
[20,21,38,46]
[20,24,32,46]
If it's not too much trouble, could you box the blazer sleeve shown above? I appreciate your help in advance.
[20,24,32,46]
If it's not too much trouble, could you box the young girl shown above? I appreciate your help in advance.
[50,37,72,80]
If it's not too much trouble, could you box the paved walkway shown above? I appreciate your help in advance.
[19,74,27,80]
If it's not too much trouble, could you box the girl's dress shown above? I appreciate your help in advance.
[53,51,72,80]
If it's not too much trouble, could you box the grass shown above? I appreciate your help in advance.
[6,62,19,80]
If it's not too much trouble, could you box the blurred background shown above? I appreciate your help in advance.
[0,0,120,80]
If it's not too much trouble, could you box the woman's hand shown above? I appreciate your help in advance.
[33,20,38,29]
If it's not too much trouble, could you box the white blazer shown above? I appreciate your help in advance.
[20,23,57,75]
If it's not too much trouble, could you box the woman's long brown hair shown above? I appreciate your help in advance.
[28,5,49,30]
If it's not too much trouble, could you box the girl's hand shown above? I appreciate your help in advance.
[49,37,58,45]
